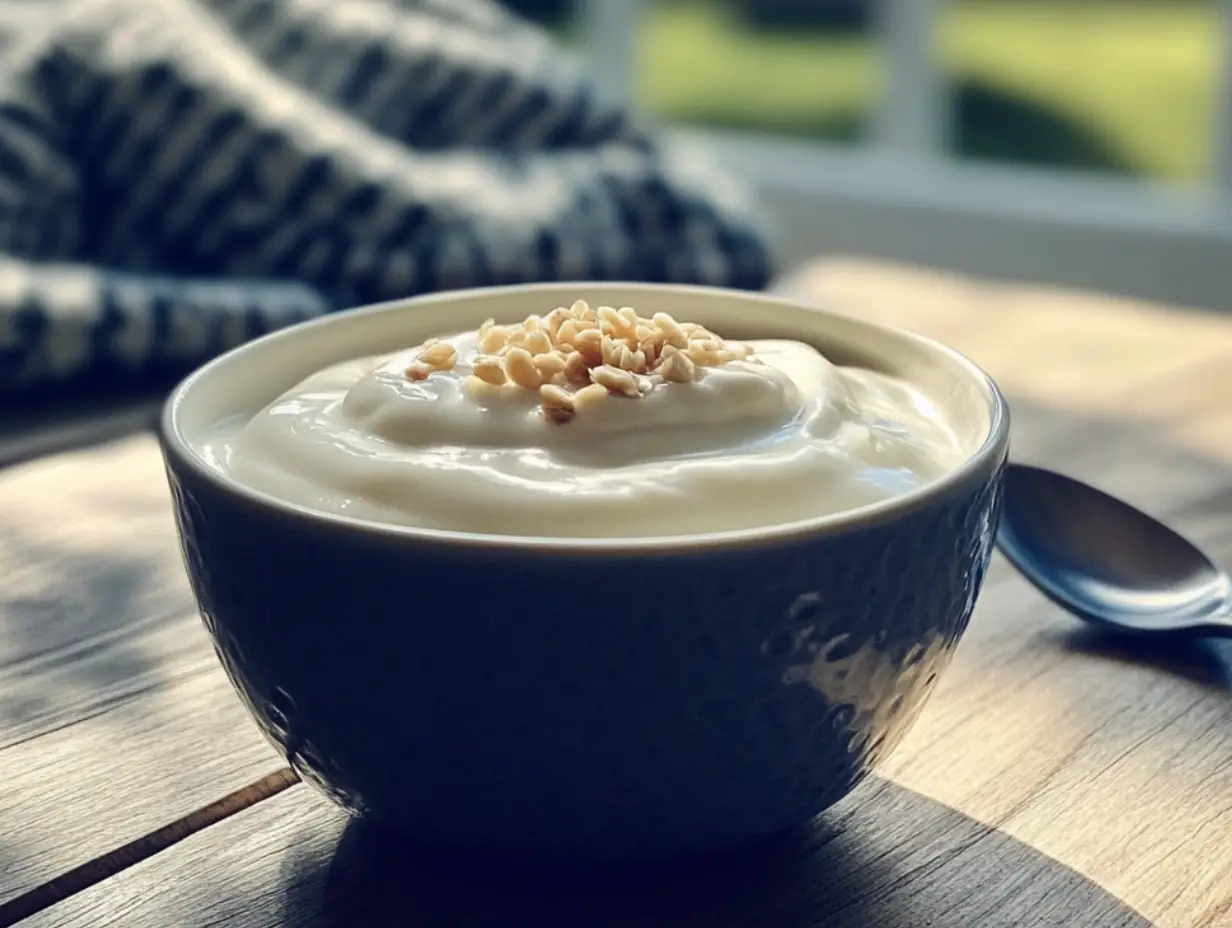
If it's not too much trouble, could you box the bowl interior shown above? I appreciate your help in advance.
[170,283,997,456]
[165,283,1006,549]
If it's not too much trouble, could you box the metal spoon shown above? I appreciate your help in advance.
[995,463,1232,638]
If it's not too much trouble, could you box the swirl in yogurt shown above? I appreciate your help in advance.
[201,307,967,538]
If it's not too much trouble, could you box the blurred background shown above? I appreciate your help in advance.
[2,0,1229,424]
[525,0,1212,180]
[511,0,1232,310]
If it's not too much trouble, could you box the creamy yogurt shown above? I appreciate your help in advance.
[198,322,967,538]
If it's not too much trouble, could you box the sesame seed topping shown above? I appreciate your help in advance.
[405,299,755,423]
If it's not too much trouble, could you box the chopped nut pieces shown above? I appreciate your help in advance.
[533,352,567,379]
[572,382,609,410]
[590,364,641,398]
[471,355,507,385]
[504,347,541,390]
[419,341,456,368]
[404,361,433,382]
[405,300,755,423]
[659,350,696,384]
[539,383,575,423]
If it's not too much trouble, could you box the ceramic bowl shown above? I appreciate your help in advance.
[160,283,1009,860]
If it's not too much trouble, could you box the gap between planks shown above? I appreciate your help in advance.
[0,767,301,927]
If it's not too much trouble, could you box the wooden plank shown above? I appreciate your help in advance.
[0,435,282,903]
[0,673,281,908]
[12,393,1228,928]
[0,769,299,927]
[781,257,1232,463]
[793,262,1232,927]
[0,436,203,742]
[8,264,1232,926]
[0,391,161,469]
[23,773,1150,928]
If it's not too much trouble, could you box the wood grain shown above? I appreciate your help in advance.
[788,261,1232,927]
[0,437,282,904]
[22,773,1149,928]
[0,769,298,927]
[0,392,162,469]
[4,261,1232,927]
[781,258,1232,463]
[0,668,283,907]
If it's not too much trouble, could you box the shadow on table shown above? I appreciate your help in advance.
[0,381,164,469]
[1050,627,1232,693]
[289,778,1149,928]
[0,519,190,744]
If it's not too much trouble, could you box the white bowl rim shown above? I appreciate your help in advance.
[161,282,1010,554]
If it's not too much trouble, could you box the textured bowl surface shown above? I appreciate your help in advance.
[161,283,1009,859]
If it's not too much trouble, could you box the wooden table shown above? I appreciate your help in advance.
[3,259,1231,928]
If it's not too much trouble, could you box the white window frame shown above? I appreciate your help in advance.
[580,0,1232,311]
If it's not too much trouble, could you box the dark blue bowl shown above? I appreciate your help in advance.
[161,283,1009,860]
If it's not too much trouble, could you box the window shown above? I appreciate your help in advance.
[634,1,882,148]
[500,0,1232,308]
[941,0,1218,181]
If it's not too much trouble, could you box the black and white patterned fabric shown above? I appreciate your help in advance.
[0,0,773,392]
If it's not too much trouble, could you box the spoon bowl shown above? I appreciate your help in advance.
[996,464,1232,638]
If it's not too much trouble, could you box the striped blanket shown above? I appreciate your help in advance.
[0,0,773,392]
